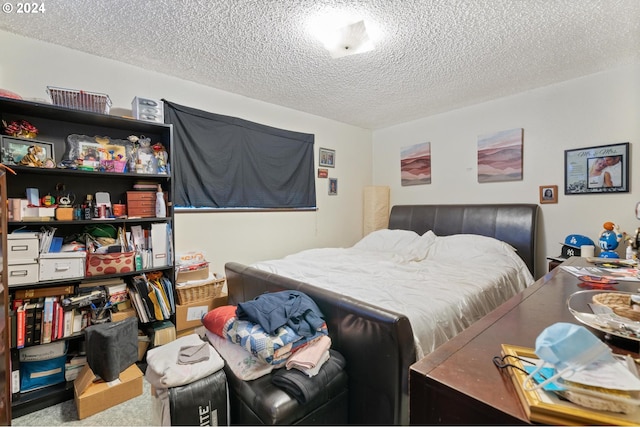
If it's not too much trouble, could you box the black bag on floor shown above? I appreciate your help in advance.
[84,316,138,381]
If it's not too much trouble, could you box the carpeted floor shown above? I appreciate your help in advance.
[12,379,155,426]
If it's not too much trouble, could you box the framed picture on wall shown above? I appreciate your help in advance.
[539,185,558,204]
[564,142,629,194]
[319,147,335,168]
[328,178,338,195]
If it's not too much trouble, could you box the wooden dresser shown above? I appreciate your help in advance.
[409,257,640,424]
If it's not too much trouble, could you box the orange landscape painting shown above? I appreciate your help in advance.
[477,128,523,182]
[401,142,431,186]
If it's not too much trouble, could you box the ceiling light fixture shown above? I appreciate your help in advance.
[309,18,376,59]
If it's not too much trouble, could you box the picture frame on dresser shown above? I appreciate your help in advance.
[500,344,638,425]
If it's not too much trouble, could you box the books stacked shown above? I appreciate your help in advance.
[11,285,77,349]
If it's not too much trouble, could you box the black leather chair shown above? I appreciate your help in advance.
[224,355,348,425]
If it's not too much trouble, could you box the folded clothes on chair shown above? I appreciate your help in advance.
[285,335,332,374]
[177,343,210,365]
[145,334,224,388]
[271,349,346,404]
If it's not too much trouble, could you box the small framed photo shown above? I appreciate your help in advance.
[319,147,335,168]
[317,168,328,178]
[1,135,55,166]
[328,178,338,195]
[540,185,558,204]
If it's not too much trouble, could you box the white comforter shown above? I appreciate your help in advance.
[251,229,534,359]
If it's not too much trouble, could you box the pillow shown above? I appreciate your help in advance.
[353,229,436,262]
[425,234,516,261]
[204,330,276,380]
[202,305,237,337]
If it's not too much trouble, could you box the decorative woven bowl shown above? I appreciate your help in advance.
[592,292,640,322]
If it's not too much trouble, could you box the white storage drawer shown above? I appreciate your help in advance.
[7,234,39,264]
[8,262,39,286]
[39,252,86,281]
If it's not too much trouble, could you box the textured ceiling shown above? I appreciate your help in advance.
[1,0,639,129]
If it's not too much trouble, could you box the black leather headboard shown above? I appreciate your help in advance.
[388,204,539,275]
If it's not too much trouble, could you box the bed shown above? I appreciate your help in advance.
[225,203,539,425]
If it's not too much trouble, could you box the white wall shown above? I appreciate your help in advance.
[0,30,372,276]
[3,29,639,281]
[373,63,640,279]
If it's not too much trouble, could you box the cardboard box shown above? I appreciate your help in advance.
[74,363,143,419]
[110,307,137,323]
[175,293,227,332]
[176,325,205,339]
[177,265,210,283]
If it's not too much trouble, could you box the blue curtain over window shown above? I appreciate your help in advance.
[164,100,316,209]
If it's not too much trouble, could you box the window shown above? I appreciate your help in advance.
[164,101,316,210]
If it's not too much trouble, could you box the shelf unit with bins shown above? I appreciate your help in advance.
[0,97,174,418]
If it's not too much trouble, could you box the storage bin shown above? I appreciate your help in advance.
[126,191,156,218]
[86,251,135,276]
[46,86,112,114]
[8,262,39,286]
[21,354,66,392]
[39,252,86,281]
[8,233,39,263]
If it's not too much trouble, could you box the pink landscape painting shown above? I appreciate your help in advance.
[401,142,431,186]
[477,128,523,182]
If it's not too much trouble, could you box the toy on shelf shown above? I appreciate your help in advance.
[598,221,624,258]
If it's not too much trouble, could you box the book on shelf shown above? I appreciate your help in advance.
[24,301,38,346]
[55,302,64,340]
[14,284,75,300]
[41,296,56,344]
[561,265,640,282]
[129,275,155,323]
[16,304,25,349]
[72,309,83,334]
[63,308,74,338]
[11,351,20,399]
[33,300,44,345]
[127,286,149,323]
[78,277,126,289]
[9,310,16,349]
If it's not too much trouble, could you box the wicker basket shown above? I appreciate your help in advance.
[176,277,225,305]
[592,292,640,322]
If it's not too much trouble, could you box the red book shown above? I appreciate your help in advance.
[16,305,26,349]
[56,303,64,340]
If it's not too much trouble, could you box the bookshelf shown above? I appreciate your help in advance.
[0,97,175,418]
[0,169,11,424]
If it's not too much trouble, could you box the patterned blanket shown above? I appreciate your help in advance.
[202,305,328,365]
